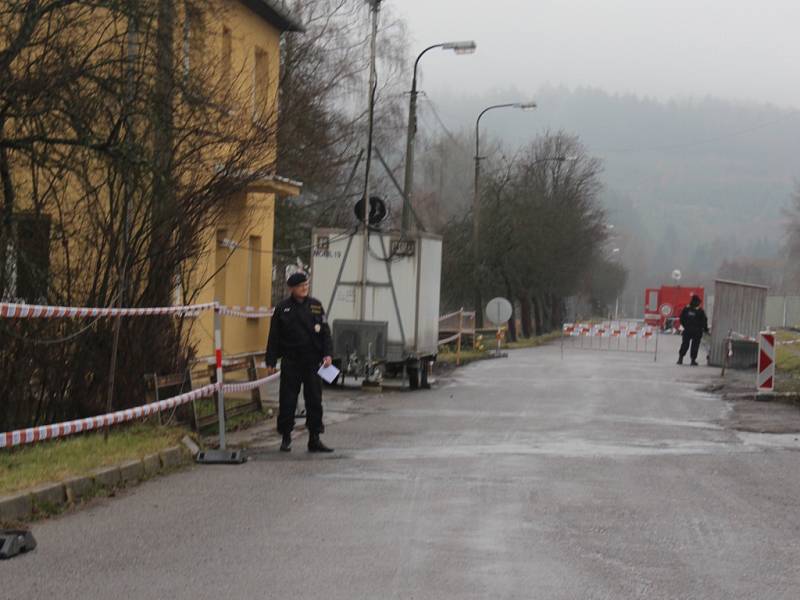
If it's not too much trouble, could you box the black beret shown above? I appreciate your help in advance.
[287,272,308,287]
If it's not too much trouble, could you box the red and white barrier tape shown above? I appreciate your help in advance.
[0,383,219,449]
[0,302,217,319]
[0,301,276,320]
[729,331,757,342]
[438,332,462,346]
[438,310,462,322]
[218,305,274,319]
[222,372,280,393]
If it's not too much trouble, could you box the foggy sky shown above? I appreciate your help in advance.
[393,0,800,109]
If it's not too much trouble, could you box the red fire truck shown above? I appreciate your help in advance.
[644,285,704,331]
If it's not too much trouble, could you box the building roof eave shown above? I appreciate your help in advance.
[247,174,303,196]
[239,0,305,32]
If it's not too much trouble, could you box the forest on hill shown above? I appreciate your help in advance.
[413,85,800,312]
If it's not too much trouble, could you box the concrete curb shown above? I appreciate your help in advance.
[0,445,192,526]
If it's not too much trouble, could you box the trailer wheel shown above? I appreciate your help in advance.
[406,361,421,390]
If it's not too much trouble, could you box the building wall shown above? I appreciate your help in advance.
[191,191,276,358]
[188,0,286,358]
[4,1,292,360]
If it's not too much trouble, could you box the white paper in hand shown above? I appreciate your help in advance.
[317,364,340,384]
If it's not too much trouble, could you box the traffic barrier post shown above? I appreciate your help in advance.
[756,331,776,394]
[196,306,246,464]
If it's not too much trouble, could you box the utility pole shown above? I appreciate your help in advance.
[360,0,380,320]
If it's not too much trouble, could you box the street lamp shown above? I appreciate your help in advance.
[402,40,476,233]
[611,246,621,319]
[472,101,536,327]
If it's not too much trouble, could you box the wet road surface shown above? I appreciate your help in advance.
[4,336,800,599]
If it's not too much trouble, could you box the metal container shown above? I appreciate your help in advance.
[310,228,442,371]
[708,279,768,367]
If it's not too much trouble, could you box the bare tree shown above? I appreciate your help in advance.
[0,0,290,429]
[440,131,618,337]
[783,184,800,292]
[271,0,409,299]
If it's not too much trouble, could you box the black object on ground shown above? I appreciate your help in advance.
[0,530,37,559]
[196,449,247,464]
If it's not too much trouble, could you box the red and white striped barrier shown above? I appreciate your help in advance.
[0,301,280,321]
[222,372,280,393]
[0,371,287,448]
[730,331,757,342]
[217,305,274,319]
[438,310,463,322]
[438,332,462,346]
[0,300,283,450]
[562,321,658,360]
[562,323,654,338]
[0,301,217,319]
[757,331,776,393]
[0,383,220,449]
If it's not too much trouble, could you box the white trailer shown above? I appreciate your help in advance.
[309,228,442,387]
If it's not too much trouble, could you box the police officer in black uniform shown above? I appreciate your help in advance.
[265,272,334,452]
[677,294,709,366]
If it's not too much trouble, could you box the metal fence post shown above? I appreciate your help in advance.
[196,304,246,464]
[456,308,463,366]
[214,307,227,451]
[654,328,659,362]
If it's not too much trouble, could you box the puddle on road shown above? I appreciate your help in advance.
[735,432,800,450]
[342,439,758,461]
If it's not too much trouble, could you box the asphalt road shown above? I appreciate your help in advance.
[4,336,800,599]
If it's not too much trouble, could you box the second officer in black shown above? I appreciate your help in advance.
[265,271,334,453]
[677,294,710,366]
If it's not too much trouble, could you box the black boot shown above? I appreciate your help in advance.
[677,357,684,365]
[308,432,333,453]
[690,360,699,366]
[280,432,292,452]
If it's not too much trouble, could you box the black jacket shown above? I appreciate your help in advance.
[679,305,709,336]
[265,295,333,367]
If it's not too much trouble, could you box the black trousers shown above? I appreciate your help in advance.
[277,358,323,435]
[679,332,703,361]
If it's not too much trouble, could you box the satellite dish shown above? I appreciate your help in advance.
[354,195,388,226]
[485,297,513,326]
[671,269,682,282]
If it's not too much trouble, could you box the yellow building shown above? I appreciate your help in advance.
[2,1,302,360]
[187,1,303,358]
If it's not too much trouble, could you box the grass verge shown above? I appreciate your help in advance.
[0,423,186,495]
[776,329,800,394]
[437,331,561,366]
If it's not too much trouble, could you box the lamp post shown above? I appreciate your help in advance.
[611,246,621,319]
[402,40,476,234]
[472,101,536,327]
